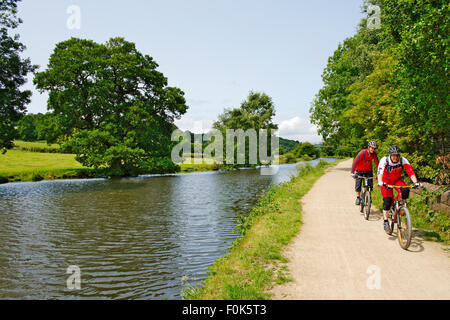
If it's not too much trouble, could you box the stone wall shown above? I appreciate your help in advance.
[411,182,450,215]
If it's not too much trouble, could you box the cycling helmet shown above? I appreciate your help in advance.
[368,141,378,149]
[388,145,401,155]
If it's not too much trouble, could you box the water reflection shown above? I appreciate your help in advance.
[0,159,337,299]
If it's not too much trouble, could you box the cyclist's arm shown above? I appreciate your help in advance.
[373,153,379,170]
[377,157,387,186]
[402,157,418,184]
[377,173,384,186]
[351,150,364,174]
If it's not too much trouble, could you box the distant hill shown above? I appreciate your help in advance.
[279,137,300,154]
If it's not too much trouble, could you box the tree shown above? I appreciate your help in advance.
[292,142,320,159]
[0,0,37,149]
[213,91,278,167]
[385,0,449,156]
[34,37,188,176]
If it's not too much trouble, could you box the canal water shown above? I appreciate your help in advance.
[0,159,337,299]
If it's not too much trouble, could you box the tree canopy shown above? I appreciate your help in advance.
[213,91,278,167]
[0,0,37,150]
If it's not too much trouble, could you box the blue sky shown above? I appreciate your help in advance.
[17,0,365,143]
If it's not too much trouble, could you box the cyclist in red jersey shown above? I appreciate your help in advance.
[351,141,379,205]
[377,146,422,233]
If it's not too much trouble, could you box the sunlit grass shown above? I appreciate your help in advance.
[0,149,92,182]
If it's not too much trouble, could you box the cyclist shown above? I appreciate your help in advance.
[351,141,379,205]
[377,146,422,233]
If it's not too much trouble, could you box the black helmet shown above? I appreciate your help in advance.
[368,141,378,149]
[388,145,401,155]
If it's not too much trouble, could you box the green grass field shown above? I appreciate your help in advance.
[0,149,90,182]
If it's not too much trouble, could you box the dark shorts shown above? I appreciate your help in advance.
[355,170,373,192]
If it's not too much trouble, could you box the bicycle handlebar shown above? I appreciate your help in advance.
[383,184,419,189]
[355,175,375,180]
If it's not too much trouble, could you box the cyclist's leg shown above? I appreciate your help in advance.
[355,170,362,204]
[381,186,393,221]
[367,171,374,190]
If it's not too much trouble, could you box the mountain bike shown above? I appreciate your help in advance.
[383,184,419,250]
[356,175,374,220]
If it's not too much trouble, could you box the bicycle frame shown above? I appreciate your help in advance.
[384,184,416,249]
[385,185,413,223]
[356,175,374,191]
[356,175,375,217]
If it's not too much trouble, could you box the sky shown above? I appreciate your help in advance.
[16,0,365,143]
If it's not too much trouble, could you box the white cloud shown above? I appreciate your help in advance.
[278,116,322,144]
[174,118,214,134]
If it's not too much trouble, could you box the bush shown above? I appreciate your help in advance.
[0,176,8,184]
[31,173,44,182]
[402,152,448,185]
[284,152,297,164]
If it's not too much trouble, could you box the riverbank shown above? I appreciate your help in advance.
[181,159,343,300]
[0,145,315,183]
[0,148,222,183]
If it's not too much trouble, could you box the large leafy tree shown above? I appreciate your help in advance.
[0,0,37,149]
[383,0,449,155]
[34,37,188,176]
[213,91,278,167]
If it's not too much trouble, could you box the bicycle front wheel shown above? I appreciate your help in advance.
[397,206,412,250]
[364,191,371,220]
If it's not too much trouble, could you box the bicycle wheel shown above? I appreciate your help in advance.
[397,206,412,250]
[364,191,371,220]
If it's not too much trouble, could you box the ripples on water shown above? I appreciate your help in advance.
[0,159,337,299]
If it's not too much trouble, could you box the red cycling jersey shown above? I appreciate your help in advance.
[377,156,416,185]
[351,149,379,173]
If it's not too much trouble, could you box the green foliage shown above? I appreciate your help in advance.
[16,114,38,141]
[283,152,297,164]
[279,137,299,155]
[34,37,188,176]
[0,0,38,149]
[291,142,320,159]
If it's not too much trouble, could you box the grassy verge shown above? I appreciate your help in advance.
[181,159,343,300]
[372,187,450,245]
